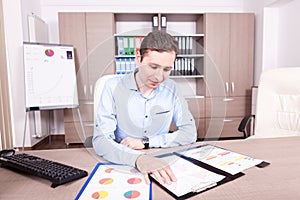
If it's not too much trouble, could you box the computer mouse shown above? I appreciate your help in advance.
[0,149,15,157]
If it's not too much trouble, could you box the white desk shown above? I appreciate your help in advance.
[1,136,300,200]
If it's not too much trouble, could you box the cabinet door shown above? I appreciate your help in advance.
[204,13,254,139]
[86,13,115,101]
[204,13,230,97]
[204,13,254,98]
[205,117,245,139]
[205,97,251,118]
[229,13,254,97]
[59,12,88,101]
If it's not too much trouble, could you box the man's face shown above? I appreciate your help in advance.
[135,50,176,90]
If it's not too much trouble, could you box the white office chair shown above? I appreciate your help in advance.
[239,67,300,138]
[93,74,117,122]
[84,74,117,147]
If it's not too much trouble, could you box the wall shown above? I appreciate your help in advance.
[276,0,300,67]
[244,0,300,85]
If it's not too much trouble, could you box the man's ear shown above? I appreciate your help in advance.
[135,48,142,66]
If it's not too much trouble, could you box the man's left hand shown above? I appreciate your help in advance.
[120,137,144,149]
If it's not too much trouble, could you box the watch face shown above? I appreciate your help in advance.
[142,137,149,149]
[142,137,149,144]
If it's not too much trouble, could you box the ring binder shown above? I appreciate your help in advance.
[152,15,159,31]
[151,144,269,199]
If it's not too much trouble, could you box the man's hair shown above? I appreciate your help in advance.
[139,30,178,61]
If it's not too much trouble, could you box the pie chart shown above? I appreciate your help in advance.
[99,178,114,185]
[124,190,140,199]
[92,190,108,199]
[127,178,142,184]
[45,49,54,57]
[105,167,114,173]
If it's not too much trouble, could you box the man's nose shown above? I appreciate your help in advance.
[153,68,164,81]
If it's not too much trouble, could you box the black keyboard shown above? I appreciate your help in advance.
[0,153,88,188]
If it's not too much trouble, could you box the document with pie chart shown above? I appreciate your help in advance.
[75,163,151,200]
[150,154,225,198]
[176,144,264,175]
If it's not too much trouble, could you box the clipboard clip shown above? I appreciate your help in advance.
[191,181,217,193]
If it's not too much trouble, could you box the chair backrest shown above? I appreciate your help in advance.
[94,74,117,123]
[254,67,300,138]
[84,74,116,148]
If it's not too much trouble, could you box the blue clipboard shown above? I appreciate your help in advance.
[75,162,152,200]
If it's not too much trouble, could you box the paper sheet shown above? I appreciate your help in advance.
[76,163,151,200]
[152,155,225,197]
[178,145,263,175]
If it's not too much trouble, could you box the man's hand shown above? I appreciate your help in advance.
[120,137,144,149]
[136,154,177,185]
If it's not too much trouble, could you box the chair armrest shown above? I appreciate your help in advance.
[84,136,93,148]
[238,115,255,138]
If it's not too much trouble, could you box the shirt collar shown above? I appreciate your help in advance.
[125,68,168,94]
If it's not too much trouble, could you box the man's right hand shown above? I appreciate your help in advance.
[135,154,177,185]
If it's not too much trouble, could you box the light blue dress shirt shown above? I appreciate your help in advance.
[93,71,197,167]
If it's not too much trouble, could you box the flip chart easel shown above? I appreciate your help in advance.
[22,42,85,150]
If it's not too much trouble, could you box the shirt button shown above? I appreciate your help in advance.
[145,115,148,118]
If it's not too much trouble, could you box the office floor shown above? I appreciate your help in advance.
[33,135,84,150]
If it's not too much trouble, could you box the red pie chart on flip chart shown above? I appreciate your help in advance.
[124,190,141,199]
[127,177,142,184]
[91,190,109,199]
[44,49,54,57]
[99,178,114,185]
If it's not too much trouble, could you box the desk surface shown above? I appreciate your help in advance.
[1,136,300,200]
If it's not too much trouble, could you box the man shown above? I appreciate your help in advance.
[93,30,197,185]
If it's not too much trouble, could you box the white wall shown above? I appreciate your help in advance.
[244,0,300,85]
[276,0,300,67]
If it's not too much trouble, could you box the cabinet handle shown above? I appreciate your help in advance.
[83,85,87,97]
[223,119,234,123]
[225,82,229,94]
[231,82,235,94]
[90,85,93,96]
[85,123,95,127]
[223,98,234,102]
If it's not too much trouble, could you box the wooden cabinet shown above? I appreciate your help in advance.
[204,13,254,98]
[58,12,254,143]
[203,13,254,139]
[205,97,251,138]
[229,13,254,97]
[59,12,115,144]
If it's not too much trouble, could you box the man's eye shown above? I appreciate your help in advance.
[164,68,172,72]
[149,65,158,69]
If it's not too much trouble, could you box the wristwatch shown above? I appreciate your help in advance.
[142,136,149,149]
